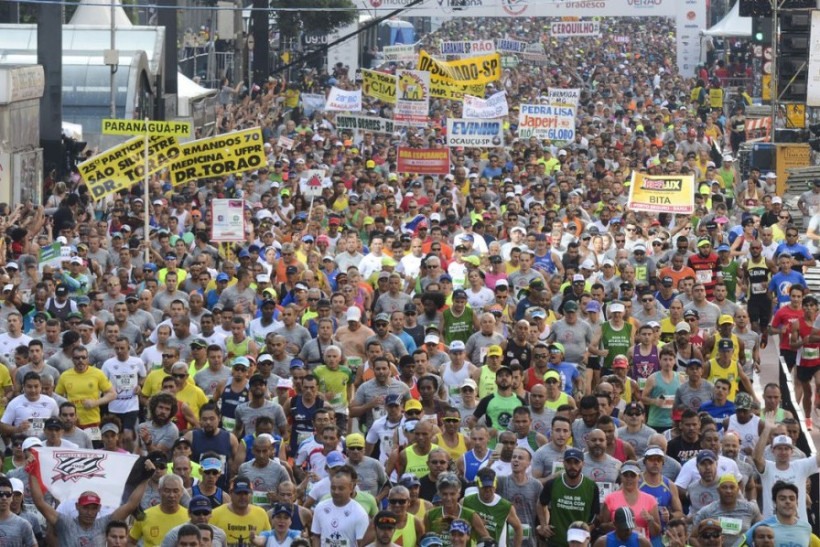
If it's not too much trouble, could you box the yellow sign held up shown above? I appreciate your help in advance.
[417,50,501,86]
[362,69,398,104]
[170,127,267,186]
[102,119,193,138]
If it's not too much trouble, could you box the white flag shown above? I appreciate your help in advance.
[463,91,509,119]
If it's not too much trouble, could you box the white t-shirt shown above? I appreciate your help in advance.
[0,394,58,436]
[674,455,741,490]
[139,345,164,372]
[101,357,147,413]
[760,456,816,519]
[311,498,369,546]
[0,333,32,365]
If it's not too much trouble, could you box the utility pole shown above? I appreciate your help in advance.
[771,0,778,144]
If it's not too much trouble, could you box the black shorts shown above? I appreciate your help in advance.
[796,366,820,383]
[113,411,139,432]
[748,298,772,328]
[781,349,798,372]
[587,357,602,371]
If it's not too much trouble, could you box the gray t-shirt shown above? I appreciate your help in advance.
[374,292,412,315]
[273,324,312,352]
[62,427,93,449]
[153,290,189,314]
[234,401,287,436]
[364,334,408,360]
[684,301,722,332]
[216,285,257,315]
[0,512,37,546]
[532,442,566,478]
[299,339,331,367]
[140,420,180,452]
[615,424,657,458]
[350,379,410,430]
[547,319,593,365]
[88,342,116,368]
[237,459,290,509]
[582,454,621,502]
[465,331,507,365]
[161,523,228,547]
[686,480,719,516]
[674,380,714,413]
[46,351,74,374]
[193,366,232,399]
[497,475,543,547]
[15,364,61,388]
[55,512,111,547]
[692,499,761,547]
[529,408,555,437]
[571,418,596,450]
[351,456,388,498]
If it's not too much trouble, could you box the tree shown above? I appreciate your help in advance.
[271,0,357,41]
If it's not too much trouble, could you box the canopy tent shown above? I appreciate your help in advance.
[177,72,217,117]
[702,2,752,37]
[69,0,133,28]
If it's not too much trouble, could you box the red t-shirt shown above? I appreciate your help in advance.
[771,305,805,351]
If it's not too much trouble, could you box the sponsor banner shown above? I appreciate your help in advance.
[277,135,295,150]
[417,50,501,86]
[440,40,496,57]
[382,44,416,62]
[550,20,601,37]
[101,119,192,138]
[463,91,509,119]
[446,118,504,147]
[547,88,581,108]
[517,103,576,141]
[395,70,431,124]
[627,172,695,214]
[335,115,395,134]
[29,447,141,510]
[361,69,397,104]
[210,199,246,242]
[171,127,266,186]
[79,135,179,202]
[301,93,326,117]
[396,147,450,175]
[326,87,362,111]
[496,38,528,53]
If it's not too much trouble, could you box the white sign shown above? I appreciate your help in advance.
[550,20,601,37]
[446,119,504,148]
[277,135,294,150]
[301,93,326,117]
[517,103,576,141]
[547,88,581,108]
[335,115,395,134]
[326,87,362,112]
[808,11,820,107]
[382,44,416,62]
[395,70,431,124]
[211,199,246,242]
[440,40,496,57]
[463,91,509,119]
[299,169,331,198]
[496,38,528,53]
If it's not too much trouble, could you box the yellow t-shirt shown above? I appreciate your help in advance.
[129,505,189,547]
[0,364,13,415]
[176,381,209,417]
[211,504,271,545]
[141,368,196,399]
[55,368,113,426]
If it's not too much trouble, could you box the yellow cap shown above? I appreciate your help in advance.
[487,345,503,358]
[404,399,422,412]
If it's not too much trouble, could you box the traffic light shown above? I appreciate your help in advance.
[752,17,772,44]
[778,12,810,102]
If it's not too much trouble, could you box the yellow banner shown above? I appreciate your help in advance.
[362,69,397,104]
[79,136,180,201]
[430,80,486,100]
[170,127,266,186]
[417,49,501,86]
[627,173,695,214]
[102,119,192,137]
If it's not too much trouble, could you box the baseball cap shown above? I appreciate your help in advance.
[77,493,102,506]
[8,478,23,495]
[614,507,636,530]
[189,495,212,513]
[625,402,643,415]
[644,446,665,459]
[346,306,362,322]
[734,392,754,410]
[420,535,444,547]
[449,340,466,352]
[425,334,440,345]
[271,502,292,517]
[21,437,42,450]
[55,285,68,296]
[675,321,691,333]
[683,309,699,319]
[216,273,230,282]
[487,345,503,357]
[697,518,722,535]
[563,448,584,462]
[233,478,252,493]
[718,314,735,325]
[696,450,717,464]
[718,338,734,351]
[45,417,64,430]
[461,378,477,390]
[549,342,565,354]
[686,358,703,368]
[374,312,390,324]
[697,237,712,248]
[405,399,423,412]
[325,451,346,468]
[375,510,399,529]
[586,300,601,313]
[452,289,468,300]
[612,355,628,369]
[772,434,793,448]
[564,300,579,313]
[661,276,674,286]
[399,473,421,487]
[386,394,403,406]
[450,519,471,535]
[346,433,365,449]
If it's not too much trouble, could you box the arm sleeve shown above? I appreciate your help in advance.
[472,395,491,421]
[539,478,554,506]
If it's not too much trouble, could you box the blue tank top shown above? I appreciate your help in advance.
[219,384,249,421]
[534,251,557,274]
[462,449,491,483]
[606,531,641,547]
[191,484,225,508]
[640,477,673,547]
[191,429,233,490]
[290,395,325,454]
[289,504,304,531]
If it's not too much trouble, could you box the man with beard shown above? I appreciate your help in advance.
[233,374,288,439]
[537,448,599,547]
[184,403,242,490]
[469,366,526,433]
[581,429,621,502]
[350,357,410,432]
[692,473,761,547]
[463,467,524,546]
[720,431,757,501]
[249,298,280,348]
[666,409,702,464]
[138,393,180,454]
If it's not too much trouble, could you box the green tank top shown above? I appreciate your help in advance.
[544,391,569,411]
[487,393,523,430]
[424,506,478,547]
[392,514,417,546]
[478,366,498,398]
[547,475,599,547]
[601,322,632,371]
[226,336,250,358]
[463,494,513,544]
[443,307,474,345]
[719,261,739,301]
[405,443,438,478]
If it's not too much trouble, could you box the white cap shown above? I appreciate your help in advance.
[558,150,567,156]
[633,243,647,252]
[346,306,362,322]
[444,174,455,181]
[255,274,269,283]
[511,226,526,235]
[276,378,294,390]
[461,378,478,390]
[609,303,625,314]
[8,478,23,494]
[580,259,595,270]
[602,258,615,267]
[70,257,83,265]
[56,236,68,245]
[572,273,585,282]
[772,434,793,447]
[771,196,783,204]
[424,334,440,345]
[430,213,441,222]
[567,529,590,544]
[766,172,777,179]
[449,340,466,352]
[723,154,734,162]
[22,437,42,450]
[675,321,691,333]
[2,284,13,293]
[6,262,18,270]
[495,279,509,287]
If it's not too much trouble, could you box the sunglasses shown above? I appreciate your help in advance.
[389,499,408,505]
[162,354,176,359]
[191,510,211,516]
[0,492,13,499]
[700,532,721,540]
[172,373,187,379]
[203,470,221,475]
[443,417,460,423]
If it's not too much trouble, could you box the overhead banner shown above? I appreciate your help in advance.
[335,115,395,134]
[326,87,362,111]
[382,44,416,63]
[446,119,504,148]
[396,147,450,175]
[627,173,695,214]
[210,199,246,242]
[79,135,179,201]
[395,70,431,124]
[440,40,496,57]
[547,88,581,108]
[417,50,502,86]
[463,91,509,119]
[171,127,266,186]
[496,38,528,54]
[361,69,397,104]
[517,103,576,141]
[550,21,601,37]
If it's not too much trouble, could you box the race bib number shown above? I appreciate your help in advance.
[751,282,767,295]
[346,357,362,372]
[297,431,312,446]
[252,490,269,506]
[30,418,44,435]
[803,347,820,360]
[696,270,713,284]
[719,516,743,535]
[660,397,674,409]
[371,406,387,421]
[114,374,136,391]
[380,434,394,456]
[222,416,236,432]
[552,461,565,475]
[638,377,647,390]
[86,426,102,441]
[597,482,614,503]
